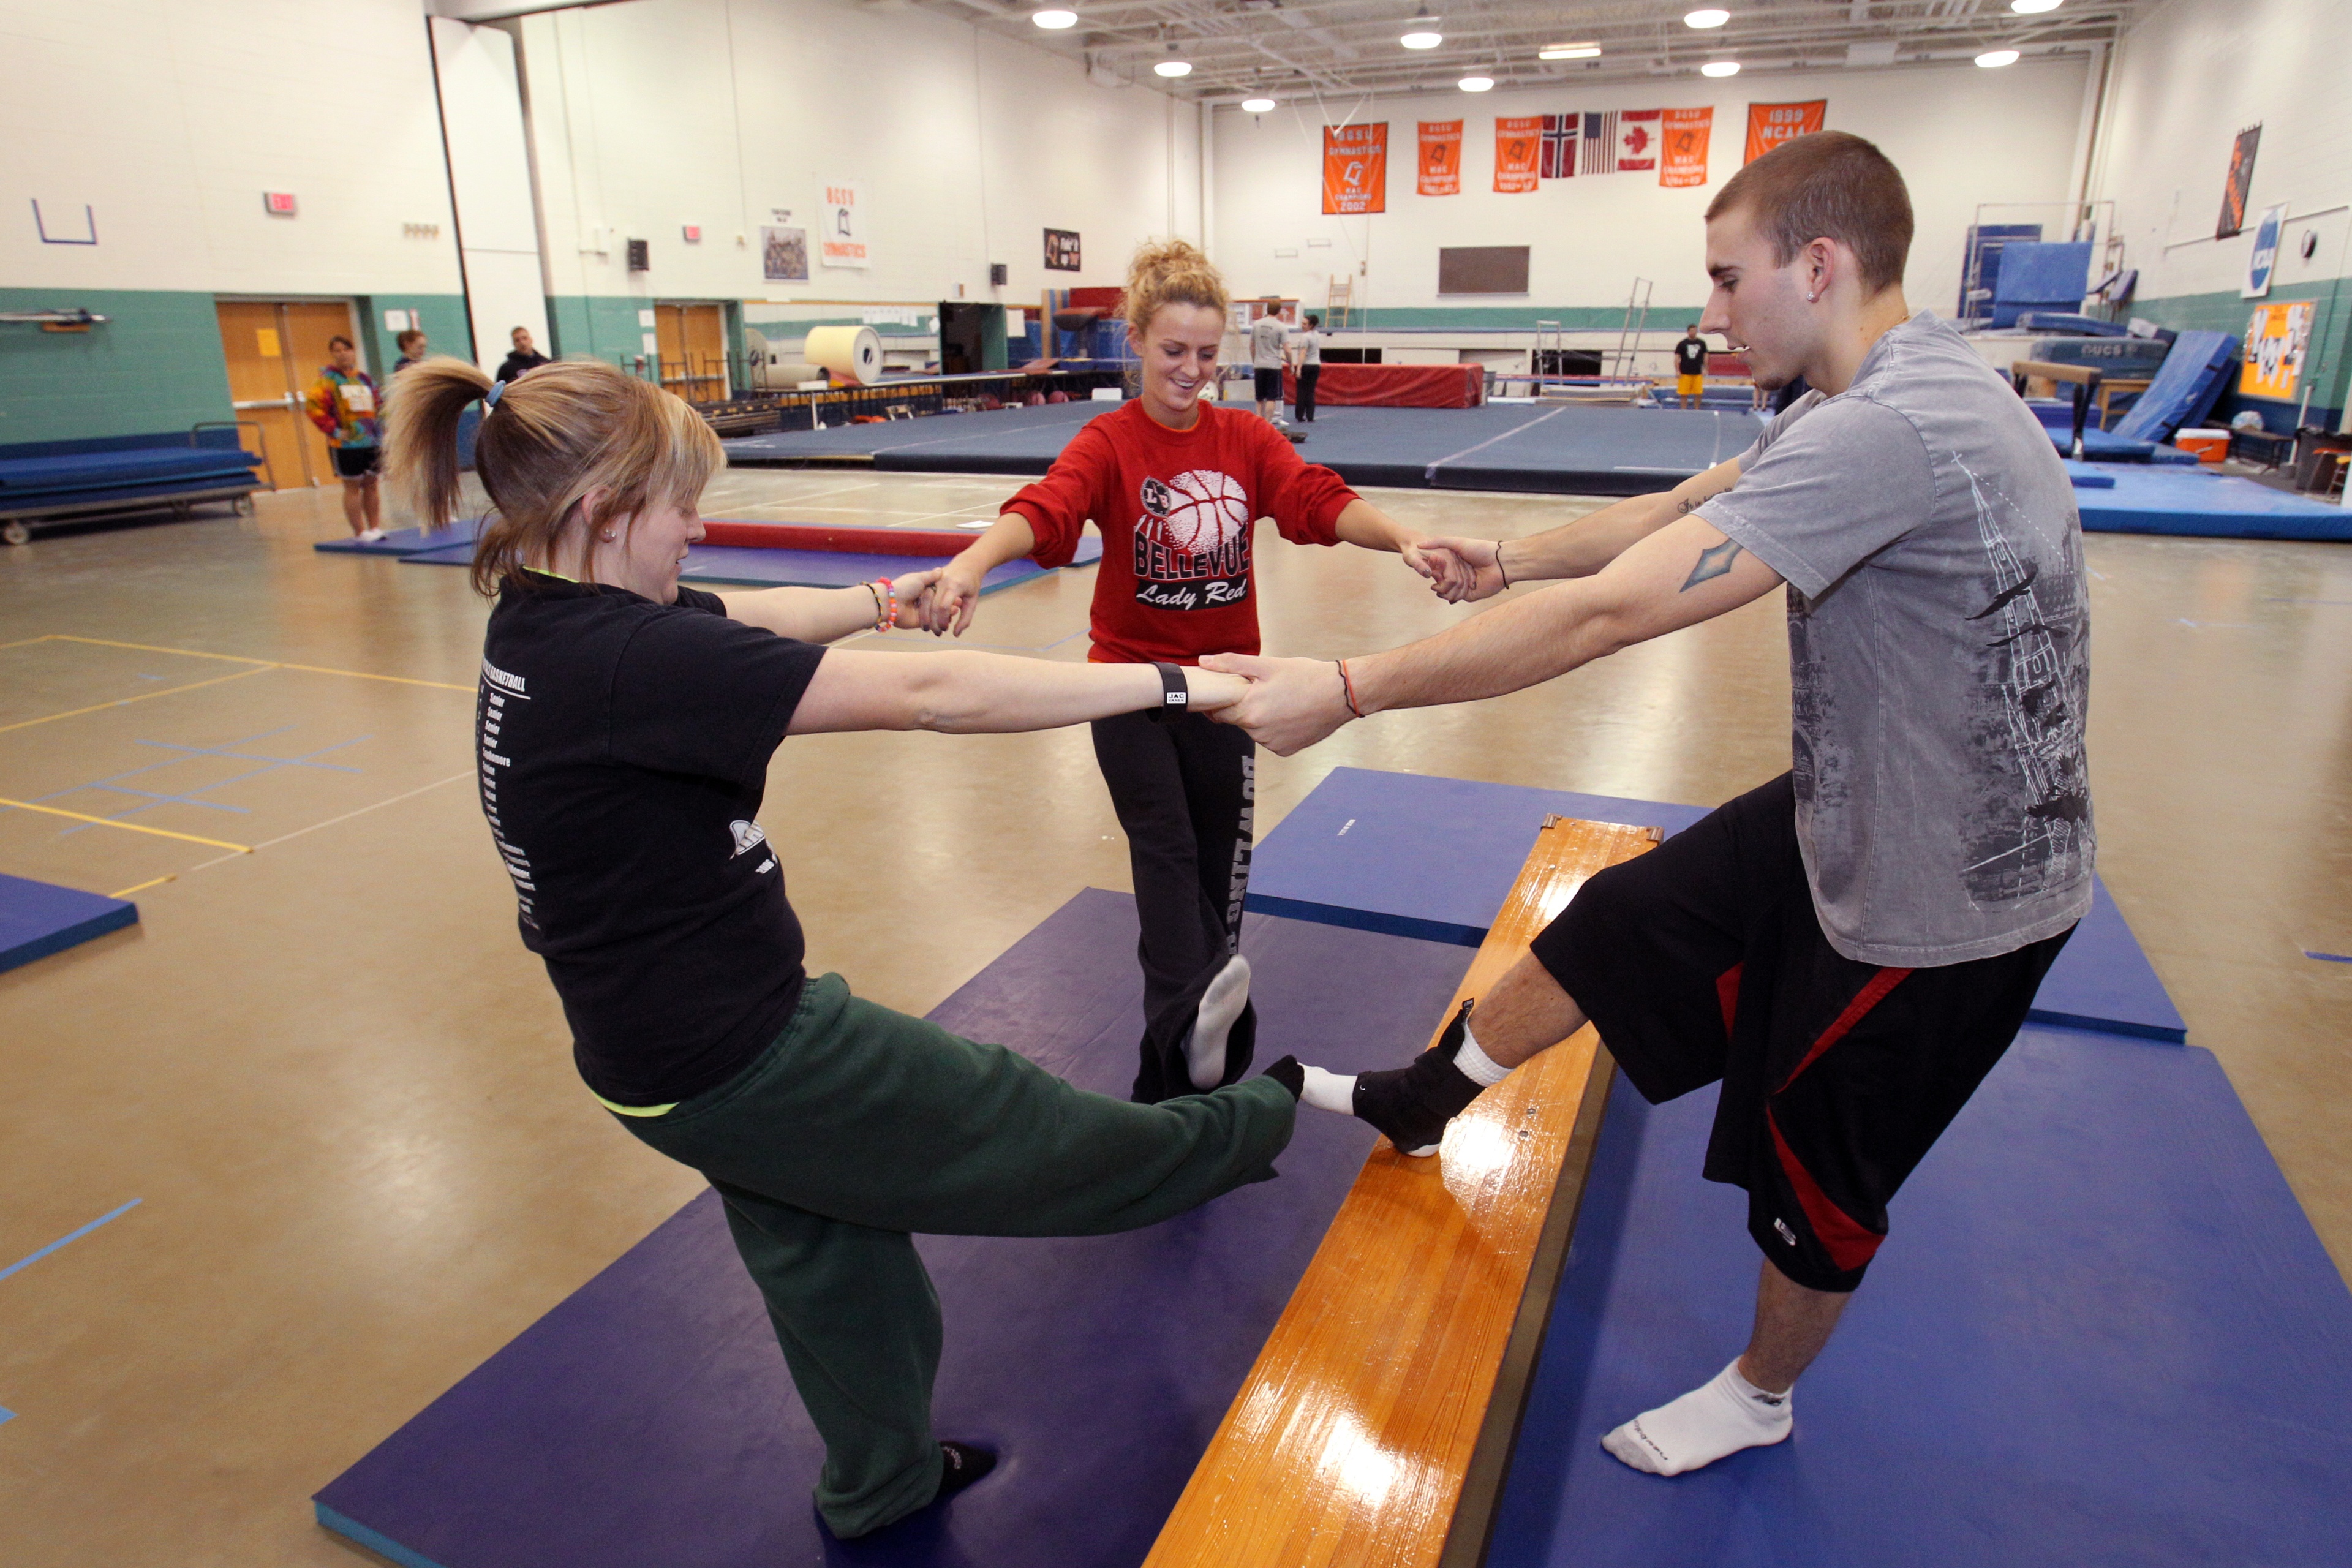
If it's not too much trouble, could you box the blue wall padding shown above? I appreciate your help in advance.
[1488,1030,2352,1567]
[1992,243,2094,304]
[0,874,137,974]
[2112,331,2240,443]
[1246,767,2182,1041]
[312,893,1476,1568]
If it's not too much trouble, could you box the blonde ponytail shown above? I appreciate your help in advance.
[382,356,723,596]
[1122,237,1229,338]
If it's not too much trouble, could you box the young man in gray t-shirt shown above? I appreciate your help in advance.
[1250,304,1292,428]
[1207,132,2091,1476]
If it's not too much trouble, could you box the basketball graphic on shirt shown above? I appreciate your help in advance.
[1154,469,1251,554]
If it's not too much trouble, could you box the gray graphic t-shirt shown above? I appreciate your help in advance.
[1700,311,2092,966]
[1251,315,1289,370]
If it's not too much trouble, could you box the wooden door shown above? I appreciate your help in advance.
[215,301,311,488]
[654,303,728,403]
[213,300,359,489]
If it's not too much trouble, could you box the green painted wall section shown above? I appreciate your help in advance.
[356,294,470,376]
[1355,305,1706,331]
[0,288,233,447]
[2128,279,2352,430]
[546,295,650,368]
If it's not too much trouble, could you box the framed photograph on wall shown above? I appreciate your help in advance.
[761,225,809,282]
[1044,228,1082,272]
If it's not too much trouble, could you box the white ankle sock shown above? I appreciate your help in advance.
[1455,1023,1512,1087]
[1600,1359,1793,1476]
[1185,955,1252,1091]
[1297,1065,1355,1115]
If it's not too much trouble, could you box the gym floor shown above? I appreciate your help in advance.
[2,471,2347,1564]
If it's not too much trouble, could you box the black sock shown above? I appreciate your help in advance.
[1351,1001,1487,1155]
[936,1441,997,1501]
[1261,1055,1303,1101]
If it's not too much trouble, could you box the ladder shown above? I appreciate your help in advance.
[1326,274,1355,331]
[1611,277,1654,377]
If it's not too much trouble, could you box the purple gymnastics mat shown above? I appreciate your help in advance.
[396,532,1102,590]
[1487,1029,2352,1567]
[312,891,1473,1567]
[1248,767,2185,1042]
[0,872,137,974]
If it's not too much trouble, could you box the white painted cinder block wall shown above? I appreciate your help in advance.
[1208,56,2091,322]
[0,0,461,296]
[2089,0,2352,307]
[514,0,1203,311]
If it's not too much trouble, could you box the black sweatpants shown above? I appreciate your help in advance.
[1294,363,1321,423]
[1090,709,1257,1102]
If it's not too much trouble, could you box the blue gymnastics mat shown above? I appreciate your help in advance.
[2075,466,2352,541]
[1486,1030,2352,1568]
[396,530,1102,589]
[312,892,1474,1568]
[313,516,484,556]
[0,873,137,974]
[722,402,1109,469]
[1247,767,2184,1042]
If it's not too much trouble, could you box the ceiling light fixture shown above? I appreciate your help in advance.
[1401,10,1443,49]
[1241,96,1276,113]
[1975,48,2019,67]
[1684,9,1730,28]
[1031,8,1077,28]
[1154,57,1193,77]
[1700,59,1741,77]
[2010,0,2062,11]
[1539,42,1602,61]
[1458,74,1494,91]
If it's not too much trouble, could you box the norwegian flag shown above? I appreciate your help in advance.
[1618,109,1662,171]
[1540,113,1579,178]
[1578,111,1616,175]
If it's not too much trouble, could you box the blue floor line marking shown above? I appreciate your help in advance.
[0,1199,141,1283]
[2307,950,2352,964]
[0,1406,14,1425]
[18,724,370,839]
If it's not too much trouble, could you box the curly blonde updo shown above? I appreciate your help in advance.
[1122,238,1230,337]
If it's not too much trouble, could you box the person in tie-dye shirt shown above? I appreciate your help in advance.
[307,336,384,540]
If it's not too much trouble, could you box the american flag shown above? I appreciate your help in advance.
[1579,112,1617,175]
[1540,113,1578,178]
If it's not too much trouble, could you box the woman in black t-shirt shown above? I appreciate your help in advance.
[383,357,1309,1541]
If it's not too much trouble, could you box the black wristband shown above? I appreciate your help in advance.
[1148,660,1189,723]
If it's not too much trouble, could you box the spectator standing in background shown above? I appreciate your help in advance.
[1289,312,1324,425]
[1251,303,1295,435]
[391,328,429,376]
[497,325,551,383]
[1675,325,1711,409]
[306,335,384,542]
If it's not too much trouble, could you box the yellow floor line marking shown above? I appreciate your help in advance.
[0,666,274,736]
[109,875,177,899]
[37,636,472,692]
[0,797,252,852]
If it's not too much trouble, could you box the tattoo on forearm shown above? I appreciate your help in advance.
[1675,488,1727,516]
[1679,537,1744,591]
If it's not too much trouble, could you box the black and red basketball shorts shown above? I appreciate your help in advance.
[1530,774,2073,1292]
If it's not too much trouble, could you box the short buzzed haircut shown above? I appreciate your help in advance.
[1706,130,1913,296]
[326,334,353,350]
[396,328,426,351]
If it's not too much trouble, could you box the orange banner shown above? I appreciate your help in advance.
[1417,120,1463,196]
[1660,107,1714,188]
[1323,123,1389,214]
[1744,100,1825,164]
[1494,116,1540,194]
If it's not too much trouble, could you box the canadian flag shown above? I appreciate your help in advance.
[1618,110,1661,172]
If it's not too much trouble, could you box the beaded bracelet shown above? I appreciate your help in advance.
[866,578,896,631]
[1335,659,1366,719]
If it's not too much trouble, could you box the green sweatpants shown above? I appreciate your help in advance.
[616,972,1297,1538]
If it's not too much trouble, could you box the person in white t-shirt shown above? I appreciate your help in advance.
[1289,313,1324,424]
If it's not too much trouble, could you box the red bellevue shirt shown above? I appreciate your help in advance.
[1003,400,1360,665]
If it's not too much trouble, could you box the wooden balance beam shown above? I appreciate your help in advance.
[1145,815,1662,1568]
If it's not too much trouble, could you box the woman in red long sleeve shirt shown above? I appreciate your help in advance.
[928,239,1454,1102]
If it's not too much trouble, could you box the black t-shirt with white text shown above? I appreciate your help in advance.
[1675,337,1709,375]
[477,574,827,1104]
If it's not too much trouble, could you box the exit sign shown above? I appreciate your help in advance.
[263,191,298,216]
[682,224,702,243]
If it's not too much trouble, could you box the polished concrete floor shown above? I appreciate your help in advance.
[1,469,2347,1565]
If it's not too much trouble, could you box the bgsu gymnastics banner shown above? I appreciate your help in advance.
[2239,300,2312,401]
[1322,123,1389,214]
[1418,121,1463,195]
[1660,107,1714,187]
[1494,117,1541,193]
[1744,100,1825,164]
